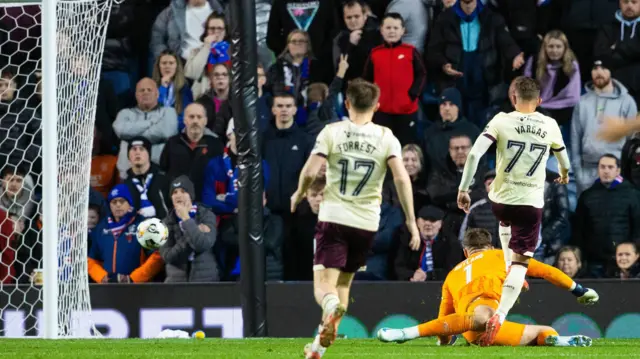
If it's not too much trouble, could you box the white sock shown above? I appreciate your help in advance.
[499,225,512,270]
[321,294,340,316]
[403,326,420,339]
[496,264,528,321]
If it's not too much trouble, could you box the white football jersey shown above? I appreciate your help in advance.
[483,111,566,208]
[311,121,402,231]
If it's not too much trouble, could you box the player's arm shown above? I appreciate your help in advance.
[527,259,599,305]
[458,134,494,192]
[291,129,329,212]
[550,123,571,182]
[438,279,455,318]
[597,115,640,142]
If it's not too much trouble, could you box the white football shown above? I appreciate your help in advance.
[137,218,169,249]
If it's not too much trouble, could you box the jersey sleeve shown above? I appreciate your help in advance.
[385,129,402,161]
[526,258,574,290]
[548,120,566,152]
[311,126,331,157]
[438,278,455,318]
[481,114,501,143]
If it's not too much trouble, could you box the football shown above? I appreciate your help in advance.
[136,218,169,249]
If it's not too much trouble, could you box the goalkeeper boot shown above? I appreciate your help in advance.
[319,303,346,348]
[478,313,503,347]
[545,335,592,347]
[376,328,409,344]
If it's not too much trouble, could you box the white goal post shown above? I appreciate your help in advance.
[0,0,117,338]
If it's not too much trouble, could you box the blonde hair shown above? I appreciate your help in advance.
[279,29,313,59]
[402,144,424,167]
[555,246,582,268]
[536,30,577,81]
[152,50,188,114]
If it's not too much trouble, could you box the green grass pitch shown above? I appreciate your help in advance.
[1,338,639,358]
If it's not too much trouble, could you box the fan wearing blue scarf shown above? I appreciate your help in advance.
[88,184,164,284]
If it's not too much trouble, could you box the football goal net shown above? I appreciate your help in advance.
[0,0,116,338]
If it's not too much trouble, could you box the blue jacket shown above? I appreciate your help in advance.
[202,150,271,214]
[363,203,403,279]
[158,84,194,131]
[87,214,163,282]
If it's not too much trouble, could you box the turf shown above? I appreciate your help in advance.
[1,338,638,358]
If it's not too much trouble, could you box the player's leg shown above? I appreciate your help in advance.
[498,222,513,269]
[378,300,495,343]
[521,325,592,347]
[482,205,542,346]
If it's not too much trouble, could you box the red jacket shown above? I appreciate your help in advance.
[0,209,15,283]
[364,42,426,115]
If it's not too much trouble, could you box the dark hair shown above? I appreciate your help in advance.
[599,153,620,168]
[462,228,493,250]
[1,164,27,179]
[382,12,405,27]
[273,92,296,102]
[308,176,326,193]
[343,0,366,11]
[345,78,380,112]
[617,242,639,254]
[512,76,541,101]
[200,12,228,42]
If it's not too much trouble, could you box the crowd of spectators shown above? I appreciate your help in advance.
[1,0,640,285]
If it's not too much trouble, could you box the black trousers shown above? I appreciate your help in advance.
[373,111,418,147]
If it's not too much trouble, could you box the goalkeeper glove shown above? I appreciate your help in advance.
[572,283,599,305]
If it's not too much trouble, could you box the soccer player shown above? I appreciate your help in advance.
[378,228,599,347]
[456,76,572,345]
[291,79,421,359]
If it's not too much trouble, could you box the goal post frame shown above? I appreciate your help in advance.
[41,0,59,340]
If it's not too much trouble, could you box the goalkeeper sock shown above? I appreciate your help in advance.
[499,224,512,269]
[570,282,588,297]
[537,328,559,346]
[496,263,528,322]
[403,314,475,339]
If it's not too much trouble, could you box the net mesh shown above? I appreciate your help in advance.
[0,0,115,337]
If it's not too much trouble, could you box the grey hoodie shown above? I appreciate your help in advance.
[386,0,430,52]
[571,79,638,170]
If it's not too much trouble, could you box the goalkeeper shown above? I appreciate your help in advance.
[378,228,599,347]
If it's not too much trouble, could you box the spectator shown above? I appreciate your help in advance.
[202,119,270,215]
[87,184,164,283]
[268,30,322,126]
[559,0,619,83]
[537,170,571,263]
[288,177,324,281]
[488,0,551,58]
[0,166,35,220]
[392,205,463,281]
[124,137,172,219]
[90,126,119,199]
[256,64,273,134]
[554,246,585,279]
[256,0,274,69]
[427,0,523,127]
[333,0,382,88]
[608,242,640,279]
[0,207,15,284]
[572,154,640,278]
[427,134,485,239]
[16,208,41,283]
[523,30,581,126]
[593,0,640,103]
[267,0,338,82]
[160,103,224,201]
[184,12,229,89]
[459,169,499,247]
[87,205,101,235]
[620,133,640,187]
[101,0,136,98]
[150,0,224,61]
[364,13,426,146]
[304,54,348,136]
[160,175,218,282]
[571,60,638,196]
[355,201,403,280]
[383,144,429,215]
[0,68,41,173]
[113,78,179,180]
[153,50,194,131]
[195,63,231,136]
[386,0,430,52]
[263,93,313,215]
[423,87,481,175]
